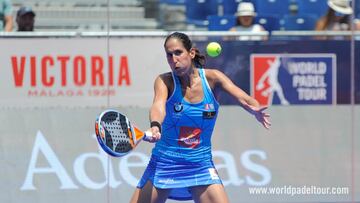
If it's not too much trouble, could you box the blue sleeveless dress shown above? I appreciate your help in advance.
[137,68,222,200]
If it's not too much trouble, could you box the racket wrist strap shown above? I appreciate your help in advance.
[150,121,162,133]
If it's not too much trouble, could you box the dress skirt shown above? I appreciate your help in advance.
[137,155,223,201]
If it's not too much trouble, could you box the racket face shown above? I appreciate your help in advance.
[95,110,136,157]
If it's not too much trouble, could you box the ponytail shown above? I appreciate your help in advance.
[192,47,206,68]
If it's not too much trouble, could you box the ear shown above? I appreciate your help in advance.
[189,48,196,59]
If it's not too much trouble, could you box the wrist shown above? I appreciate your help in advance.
[243,103,256,115]
[150,121,162,133]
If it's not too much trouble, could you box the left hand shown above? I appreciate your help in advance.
[244,104,271,129]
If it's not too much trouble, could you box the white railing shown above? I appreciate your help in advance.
[0,31,269,38]
[1,30,360,38]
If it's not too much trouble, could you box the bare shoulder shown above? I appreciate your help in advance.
[156,72,173,92]
[204,68,225,80]
[204,69,225,88]
[158,72,172,84]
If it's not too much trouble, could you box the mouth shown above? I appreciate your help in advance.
[174,66,182,72]
[173,67,185,75]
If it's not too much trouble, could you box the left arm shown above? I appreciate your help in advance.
[4,15,13,32]
[3,0,13,32]
[206,69,271,129]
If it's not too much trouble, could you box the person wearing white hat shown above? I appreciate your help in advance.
[315,0,359,32]
[327,0,353,15]
[229,2,266,40]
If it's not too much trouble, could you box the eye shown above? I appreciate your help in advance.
[166,50,183,58]
[174,50,182,56]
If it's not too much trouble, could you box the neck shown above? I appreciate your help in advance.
[179,67,199,88]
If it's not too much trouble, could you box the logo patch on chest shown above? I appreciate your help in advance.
[203,111,216,119]
[173,102,183,113]
[204,103,214,110]
[203,103,216,119]
[178,126,201,148]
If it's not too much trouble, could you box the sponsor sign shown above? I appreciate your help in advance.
[251,54,336,105]
[0,38,168,108]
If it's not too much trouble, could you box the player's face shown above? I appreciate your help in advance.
[164,38,195,76]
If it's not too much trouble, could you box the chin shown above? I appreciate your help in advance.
[174,70,185,76]
[173,66,192,76]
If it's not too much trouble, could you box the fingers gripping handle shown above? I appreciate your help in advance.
[143,131,153,142]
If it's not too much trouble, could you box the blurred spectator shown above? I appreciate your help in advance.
[0,0,13,32]
[16,6,35,31]
[229,2,266,40]
[315,0,357,31]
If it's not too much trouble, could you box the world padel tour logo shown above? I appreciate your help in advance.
[251,54,336,105]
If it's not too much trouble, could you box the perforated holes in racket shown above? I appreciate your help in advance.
[114,114,132,153]
[102,112,118,150]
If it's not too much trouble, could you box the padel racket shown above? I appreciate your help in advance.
[95,109,152,157]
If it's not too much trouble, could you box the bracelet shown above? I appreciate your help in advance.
[150,121,162,133]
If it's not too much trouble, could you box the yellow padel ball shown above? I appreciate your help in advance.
[206,42,222,57]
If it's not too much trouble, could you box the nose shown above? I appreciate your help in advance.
[168,54,177,64]
[172,54,178,62]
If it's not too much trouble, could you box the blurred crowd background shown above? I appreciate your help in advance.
[1,0,360,34]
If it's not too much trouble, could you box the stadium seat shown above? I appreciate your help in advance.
[221,0,241,15]
[355,1,360,18]
[255,14,281,32]
[185,0,219,27]
[296,0,328,18]
[207,15,236,30]
[282,14,317,30]
[253,0,290,16]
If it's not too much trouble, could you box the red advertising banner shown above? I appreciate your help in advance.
[0,38,168,108]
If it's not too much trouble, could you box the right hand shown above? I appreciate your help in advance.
[144,126,161,143]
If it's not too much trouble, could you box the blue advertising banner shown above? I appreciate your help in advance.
[250,54,336,105]
[196,40,359,105]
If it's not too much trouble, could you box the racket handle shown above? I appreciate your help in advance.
[143,131,153,142]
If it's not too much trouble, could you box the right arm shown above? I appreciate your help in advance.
[315,20,324,31]
[147,74,169,142]
[314,18,327,40]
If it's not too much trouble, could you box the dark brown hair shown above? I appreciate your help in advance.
[317,8,350,30]
[164,32,205,68]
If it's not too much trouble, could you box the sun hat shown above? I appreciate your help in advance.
[327,0,353,15]
[236,2,257,17]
